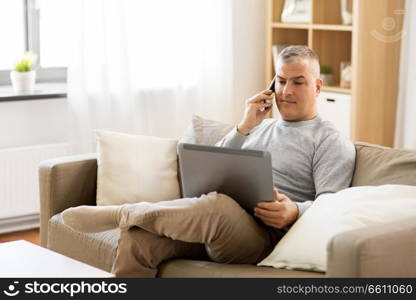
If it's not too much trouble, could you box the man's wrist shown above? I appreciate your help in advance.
[237,124,251,136]
[295,201,313,219]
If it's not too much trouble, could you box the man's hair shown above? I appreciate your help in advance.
[278,45,320,76]
[278,45,319,63]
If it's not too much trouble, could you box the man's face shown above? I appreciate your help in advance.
[275,59,322,121]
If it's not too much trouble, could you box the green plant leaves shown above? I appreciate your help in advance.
[14,52,38,72]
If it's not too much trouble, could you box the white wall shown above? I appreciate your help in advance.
[0,98,68,149]
[231,0,266,123]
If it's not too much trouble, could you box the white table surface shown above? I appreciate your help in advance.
[0,240,113,277]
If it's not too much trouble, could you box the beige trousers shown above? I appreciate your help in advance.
[111,192,284,277]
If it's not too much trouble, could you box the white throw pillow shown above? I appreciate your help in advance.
[179,114,234,146]
[95,130,181,206]
[258,185,416,272]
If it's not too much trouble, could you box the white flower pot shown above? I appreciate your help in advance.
[321,74,334,87]
[10,70,36,93]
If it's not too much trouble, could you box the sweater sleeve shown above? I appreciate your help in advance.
[295,200,314,218]
[215,126,248,149]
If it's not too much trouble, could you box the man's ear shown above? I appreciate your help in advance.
[315,78,323,95]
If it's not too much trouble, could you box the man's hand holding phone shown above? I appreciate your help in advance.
[237,89,274,136]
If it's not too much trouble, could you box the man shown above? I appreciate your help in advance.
[217,45,355,229]
[62,46,356,277]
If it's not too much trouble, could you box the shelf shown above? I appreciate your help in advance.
[312,24,353,31]
[271,23,353,32]
[271,22,310,30]
[322,86,351,94]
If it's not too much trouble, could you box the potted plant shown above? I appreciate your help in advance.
[10,52,38,93]
[320,64,333,86]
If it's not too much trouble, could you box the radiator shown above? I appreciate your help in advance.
[0,143,69,229]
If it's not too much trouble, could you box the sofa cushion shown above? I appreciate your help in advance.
[49,213,322,277]
[179,114,234,146]
[352,142,416,186]
[158,259,324,278]
[96,130,181,206]
[258,185,416,272]
[48,214,119,272]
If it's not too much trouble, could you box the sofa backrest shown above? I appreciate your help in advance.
[352,142,416,187]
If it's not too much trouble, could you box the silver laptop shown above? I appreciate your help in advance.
[177,143,274,212]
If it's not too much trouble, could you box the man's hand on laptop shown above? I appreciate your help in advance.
[254,188,299,229]
[237,90,273,135]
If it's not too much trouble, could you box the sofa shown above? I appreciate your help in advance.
[39,142,416,277]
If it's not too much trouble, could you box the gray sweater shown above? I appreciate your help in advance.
[216,116,356,218]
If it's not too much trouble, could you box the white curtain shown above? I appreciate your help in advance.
[67,0,246,154]
[395,0,416,149]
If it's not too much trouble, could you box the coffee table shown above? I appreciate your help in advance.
[0,240,113,277]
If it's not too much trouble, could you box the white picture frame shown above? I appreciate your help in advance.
[281,0,312,23]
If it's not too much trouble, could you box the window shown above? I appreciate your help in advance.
[0,1,25,70]
[38,0,73,68]
[0,0,70,85]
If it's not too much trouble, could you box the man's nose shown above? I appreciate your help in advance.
[282,83,293,97]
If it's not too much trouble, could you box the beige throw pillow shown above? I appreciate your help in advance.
[258,185,416,272]
[96,130,180,206]
[179,114,234,146]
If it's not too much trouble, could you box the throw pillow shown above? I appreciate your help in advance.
[96,130,180,206]
[179,114,234,146]
[352,142,416,186]
[258,185,416,272]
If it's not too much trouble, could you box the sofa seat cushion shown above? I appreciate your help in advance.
[47,214,119,273]
[48,214,323,278]
[158,259,324,278]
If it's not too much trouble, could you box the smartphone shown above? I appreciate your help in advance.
[259,77,276,112]
[268,76,276,91]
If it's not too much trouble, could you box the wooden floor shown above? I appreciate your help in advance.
[0,228,40,245]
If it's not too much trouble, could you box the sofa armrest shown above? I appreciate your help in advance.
[39,153,98,247]
[326,218,416,277]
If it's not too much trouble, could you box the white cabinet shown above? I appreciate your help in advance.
[317,91,351,139]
